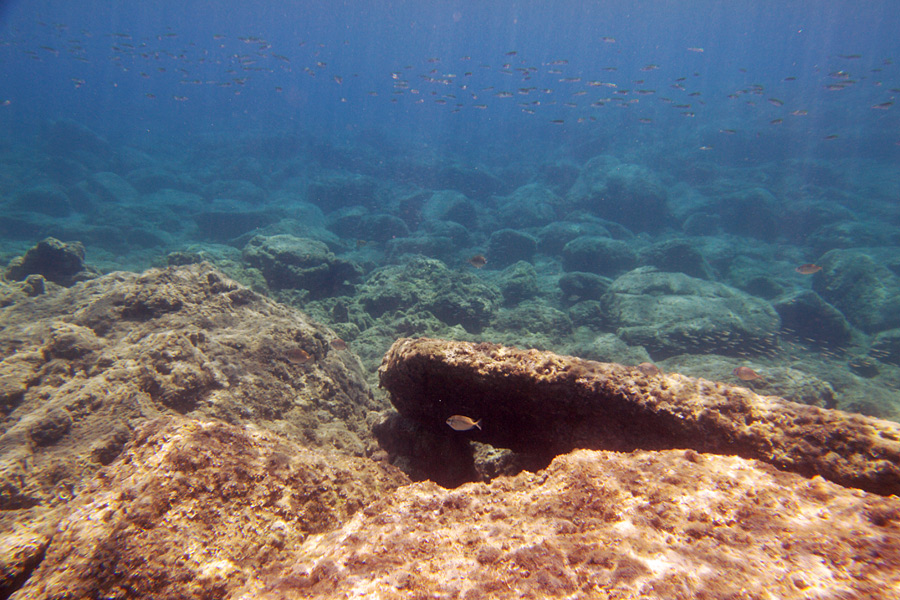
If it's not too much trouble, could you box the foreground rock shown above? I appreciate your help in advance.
[0,263,384,594]
[245,449,900,599]
[13,418,409,599]
[378,338,900,495]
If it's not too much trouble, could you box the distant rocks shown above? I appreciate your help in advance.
[567,156,670,232]
[561,235,637,277]
[242,234,363,298]
[378,337,900,495]
[358,257,500,332]
[307,171,378,212]
[814,249,900,333]
[773,289,856,346]
[602,267,780,359]
[4,237,99,287]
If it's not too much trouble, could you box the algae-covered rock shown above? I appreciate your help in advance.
[603,267,780,359]
[12,418,408,600]
[486,228,537,268]
[5,237,99,286]
[567,156,670,232]
[379,337,900,495]
[497,261,540,305]
[358,257,500,332]
[562,235,637,276]
[0,263,382,522]
[253,448,900,600]
[242,234,363,298]
[814,249,900,334]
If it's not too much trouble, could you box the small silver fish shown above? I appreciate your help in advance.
[446,415,481,431]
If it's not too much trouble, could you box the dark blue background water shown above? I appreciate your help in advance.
[3,0,900,164]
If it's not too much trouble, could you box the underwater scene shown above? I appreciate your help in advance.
[1,1,900,598]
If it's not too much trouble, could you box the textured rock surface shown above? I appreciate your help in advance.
[814,248,900,334]
[247,449,900,600]
[358,257,501,332]
[12,418,409,600]
[4,237,100,287]
[379,337,900,495]
[0,263,384,593]
[242,234,363,298]
[603,267,781,359]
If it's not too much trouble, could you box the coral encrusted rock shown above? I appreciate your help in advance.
[246,448,900,600]
[378,338,900,495]
[12,418,409,600]
[0,263,384,592]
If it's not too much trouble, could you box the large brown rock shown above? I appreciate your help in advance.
[378,338,900,495]
[0,263,385,595]
[246,448,900,599]
[12,418,409,600]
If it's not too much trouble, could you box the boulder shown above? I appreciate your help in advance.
[242,235,363,298]
[421,190,479,228]
[813,249,900,334]
[88,171,140,204]
[496,184,559,229]
[4,237,99,287]
[378,337,900,495]
[638,238,713,280]
[559,272,610,302]
[602,268,780,359]
[773,289,856,346]
[567,157,670,232]
[13,184,73,217]
[497,261,539,305]
[432,164,506,200]
[715,187,779,241]
[486,229,537,268]
[203,178,267,204]
[306,172,378,212]
[358,258,500,332]
[562,236,637,277]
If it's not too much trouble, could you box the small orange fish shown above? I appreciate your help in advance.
[468,254,487,268]
[636,362,661,376]
[286,348,313,364]
[330,338,348,351]
[446,415,481,431]
[733,366,762,381]
[356,239,368,248]
[795,263,822,275]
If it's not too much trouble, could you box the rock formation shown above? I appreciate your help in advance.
[247,448,900,599]
[11,418,408,599]
[378,337,900,495]
[0,262,386,596]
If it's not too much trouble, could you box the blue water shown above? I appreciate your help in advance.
[1,0,899,418]
[3,1,900,155]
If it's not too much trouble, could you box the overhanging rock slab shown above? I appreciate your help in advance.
[378,337,900,495]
